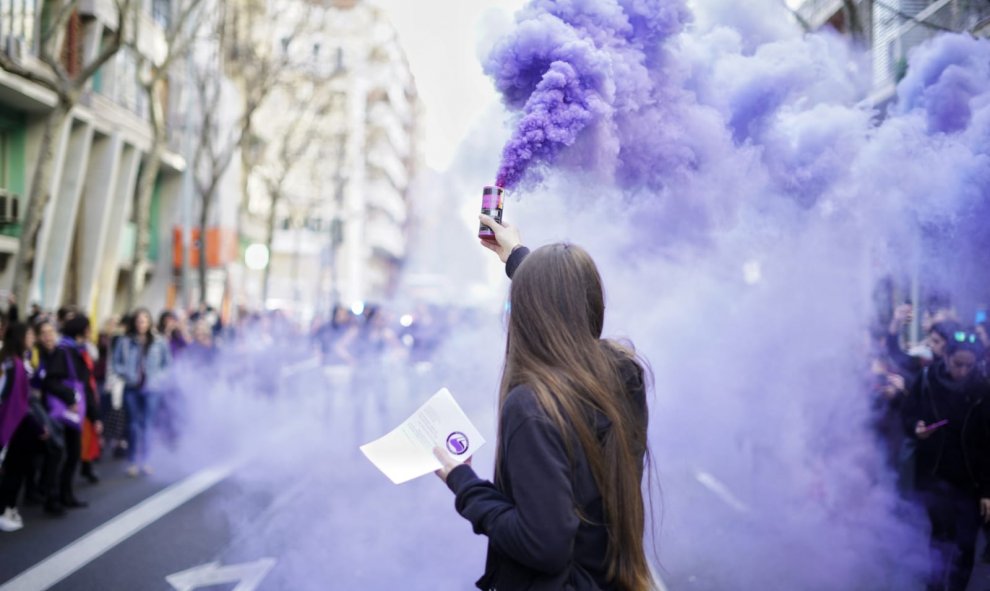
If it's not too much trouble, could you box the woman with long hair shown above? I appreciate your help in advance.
[112,308,171,477]
[434,215,653,591]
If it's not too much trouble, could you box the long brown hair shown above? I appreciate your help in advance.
[499,243,652,590]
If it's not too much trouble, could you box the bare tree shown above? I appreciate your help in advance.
[187,1,311,306]
[0,0,134,306]
[125,0,207,308]
[257,84,333,302]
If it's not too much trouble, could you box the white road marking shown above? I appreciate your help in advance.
[651,563,670,591]
[0,462,238,591]
[166,558,276,591]
[695,469,750,514]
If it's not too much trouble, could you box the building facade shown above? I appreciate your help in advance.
[0,0,190,320]
[796,0,990,101]
[231,0,420,320]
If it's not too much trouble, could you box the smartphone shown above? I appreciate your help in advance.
[922,419,949,433]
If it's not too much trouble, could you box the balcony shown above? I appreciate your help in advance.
[366,142,408,190]
[364,212,404,260]
[365,178,406,224]
[366,103,409,157]
[871,0,990,90]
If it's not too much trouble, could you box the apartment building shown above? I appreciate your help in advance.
[0,0,188,320]
[231,0,420,318]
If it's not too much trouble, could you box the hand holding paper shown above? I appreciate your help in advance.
[360,388,486,484]
[433,446,471,482]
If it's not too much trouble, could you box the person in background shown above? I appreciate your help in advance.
[97,316,127,459]
[112,309,171,477]
[73,317,102,485]
[184,318,217,366]
[0,323,40,531]
[159,310,188,359]
[35,317,96,510]
[434,214,654,591]
[902,334,990,591]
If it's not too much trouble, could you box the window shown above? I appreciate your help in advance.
[0,0,38,49]
[312,42,321,59]
[152,0,171,29]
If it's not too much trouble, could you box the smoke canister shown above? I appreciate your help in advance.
[479,186,506,241]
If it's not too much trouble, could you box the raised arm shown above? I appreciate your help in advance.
[478,214,528,279]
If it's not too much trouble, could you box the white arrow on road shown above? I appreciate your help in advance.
[166,558,277,591]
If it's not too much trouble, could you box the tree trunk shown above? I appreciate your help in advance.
[198,189,212,307]
[12,102,72,307]
[128,79,167,309]
[261,188,282,304]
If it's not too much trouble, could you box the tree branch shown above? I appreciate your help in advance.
[41,0,81,51]
[75,0,134,87]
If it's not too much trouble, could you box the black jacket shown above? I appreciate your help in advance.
[447,367,646,591]
[901,362,990,498]
[449,245,647,590]
[36,345,98,422]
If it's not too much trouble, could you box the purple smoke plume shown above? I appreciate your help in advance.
[488,0,690,188]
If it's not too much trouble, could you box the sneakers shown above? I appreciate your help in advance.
[125,465,140,478]
[0,507,23,532]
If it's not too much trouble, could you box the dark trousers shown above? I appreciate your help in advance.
[0,417,64,510]
[124,387,159,465]
[59,426,81,502]
[0,420,36,509]
[922,481,982,591]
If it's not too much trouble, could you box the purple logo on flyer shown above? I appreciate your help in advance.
[446,432,469,455]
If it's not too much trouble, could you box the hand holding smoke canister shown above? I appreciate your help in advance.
[479,186,506,241]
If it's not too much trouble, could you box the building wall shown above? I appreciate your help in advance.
[0,0,192,321]
[797,0,990,98]
[238,0,420,319]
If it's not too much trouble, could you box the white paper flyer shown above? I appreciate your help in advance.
[359,388,486,484]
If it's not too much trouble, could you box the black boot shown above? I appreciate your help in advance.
[60,495,88,509]
[43,499,66,516]
[80,462,100,484]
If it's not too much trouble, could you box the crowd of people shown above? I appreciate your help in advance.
[869,296,990,591]
[4,281,988,590]
[0,299,227,532]
[0,296,458,535]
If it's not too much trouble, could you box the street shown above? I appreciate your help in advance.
[0,354,502,591]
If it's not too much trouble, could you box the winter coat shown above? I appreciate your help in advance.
[111,334,171,391]
[901,361,990,498]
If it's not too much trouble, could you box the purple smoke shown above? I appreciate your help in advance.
[488,0,690,188]
[482,1,990,589]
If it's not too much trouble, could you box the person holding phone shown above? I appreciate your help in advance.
[434,214,654,591]
[902,335,990,591]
